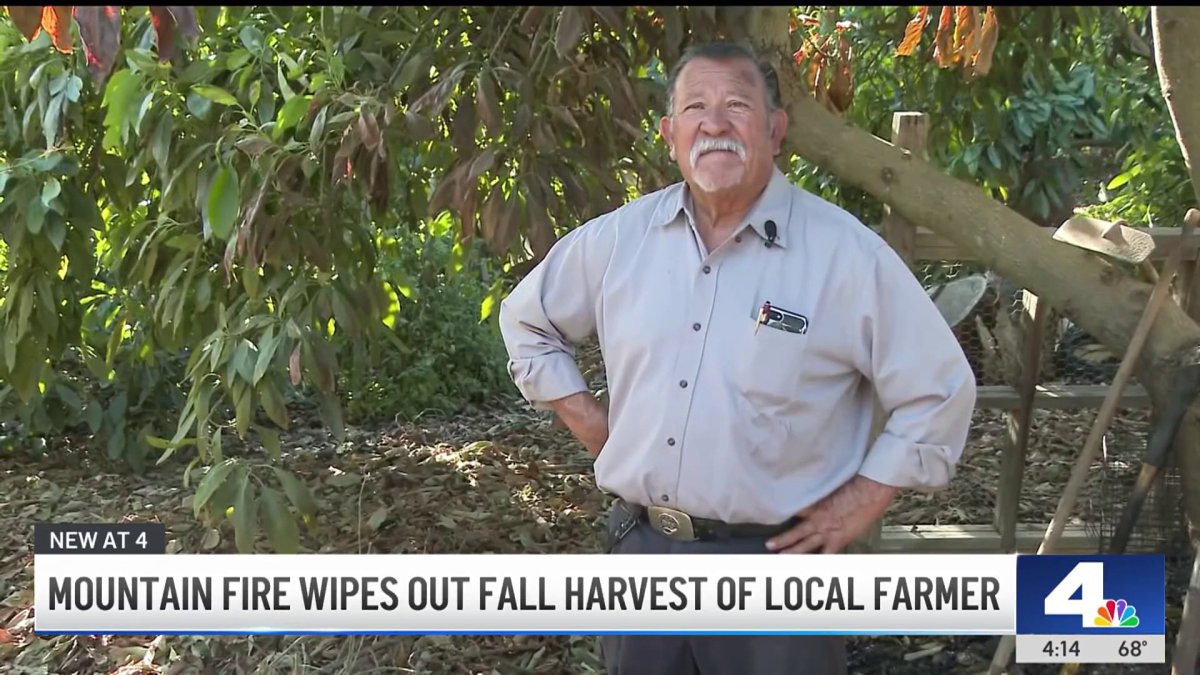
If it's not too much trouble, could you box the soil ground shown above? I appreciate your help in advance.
[0,399,1192,674]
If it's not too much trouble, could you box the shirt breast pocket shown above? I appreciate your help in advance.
[734,310,811,408]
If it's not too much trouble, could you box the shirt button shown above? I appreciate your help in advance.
[692,323,701,331]
[679,379,688,388]
[661,494,670,502]
[667,438,676,446]
[702,265,711,274]
[735,235,743,243]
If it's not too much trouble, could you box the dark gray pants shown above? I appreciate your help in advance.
[599,501,848,675]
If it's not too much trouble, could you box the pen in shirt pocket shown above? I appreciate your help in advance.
[755,301,771,334]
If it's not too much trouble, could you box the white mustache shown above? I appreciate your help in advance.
[689,137,746,166]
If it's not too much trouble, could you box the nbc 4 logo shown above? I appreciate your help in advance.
[1044,562,1139,629]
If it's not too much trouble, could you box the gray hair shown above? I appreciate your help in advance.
[664,41,783,116]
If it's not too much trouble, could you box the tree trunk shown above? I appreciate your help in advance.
[741,7,1200,543]
[1154,6,1200,205]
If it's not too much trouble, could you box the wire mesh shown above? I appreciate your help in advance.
[1083,435,1191,556]
[917,259,1189,553]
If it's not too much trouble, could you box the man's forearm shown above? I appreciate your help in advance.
[548,391,609,457]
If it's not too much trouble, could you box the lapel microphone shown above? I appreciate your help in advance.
[764,220,777,248]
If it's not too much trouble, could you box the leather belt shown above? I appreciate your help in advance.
[617,499,798,542]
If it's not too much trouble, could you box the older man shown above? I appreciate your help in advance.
[498,41,976,674]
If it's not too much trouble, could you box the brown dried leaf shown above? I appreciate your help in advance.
[73,6,122,84]
[43,6,74,53]
[493,196,520,257]
[953,6,980,64]
[467,148,498,185]
[931,6,955,68]
[458,182,477,244]
[479,186,507,255]
[409,63,467,119]
[554,6,585,59]
[427,158,475,217]
[289,345,301,386]
[369,152,389,209]
[520,6,546,34]
[549,107,583,144]
[967,7,999,81]
[149,6,177,59]
[895,6,929,56]
[451,93,477,154]
[162,5,198,41]
[331,127,361,185]
[528,203,557,261]
[5,6,43,40]
[475,70,501,135]
[828,36,853,114]
[356,111,381,152]
[532,121,556,155]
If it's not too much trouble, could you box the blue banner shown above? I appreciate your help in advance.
[1016,554,1164,635]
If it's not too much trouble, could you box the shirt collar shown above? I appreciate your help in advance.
[650,167,794,248]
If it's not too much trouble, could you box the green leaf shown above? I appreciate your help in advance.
[258,425,282,460]
[233,381,252,438]
[1106,171,1132,191]
[45,216,66,251]
[26,200,46,234]
[232,470,259,553]
[101,70,141,151]
[253,327,279,384]
[206,165,240,241]
[186,92,213,119]
[239,25,265,54]
[65,75,82,102]
[277,62,295,100]
[192,84,239,107]
[43,93,64,147]
[193,459,238,517]
[85,401,103,432]
[258,379,289,429]
[260,487,299,553]
[41,178,61,207]
[272,467,317,519]
[273,94,311,139]
[107,428,126,460]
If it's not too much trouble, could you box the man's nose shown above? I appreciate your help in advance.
[698,106,733,134]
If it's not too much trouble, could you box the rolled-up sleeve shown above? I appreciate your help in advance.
[853,242,977,491]
[498,217,615,409]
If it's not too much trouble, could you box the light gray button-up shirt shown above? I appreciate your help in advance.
[499,167,976,525]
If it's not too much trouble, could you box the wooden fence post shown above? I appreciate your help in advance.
[862,111,927,553]
[994,290,1048,551]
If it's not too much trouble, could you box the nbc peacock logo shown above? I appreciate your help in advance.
[1094,599,1139,628]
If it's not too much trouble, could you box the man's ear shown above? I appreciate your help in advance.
[769,109,788,156]
[659,115,675,161]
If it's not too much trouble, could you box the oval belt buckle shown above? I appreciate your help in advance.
[646,505,695,541]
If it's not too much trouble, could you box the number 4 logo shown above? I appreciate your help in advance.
[1044,562,1105,628]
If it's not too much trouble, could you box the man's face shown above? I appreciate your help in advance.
[660,56,788,198]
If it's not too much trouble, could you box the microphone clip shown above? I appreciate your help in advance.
[764,220,777,248]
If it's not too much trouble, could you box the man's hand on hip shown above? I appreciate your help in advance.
[765,475,898,554]
[548,391,609,457]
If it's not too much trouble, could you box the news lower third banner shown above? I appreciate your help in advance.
[32,524,1167,662]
